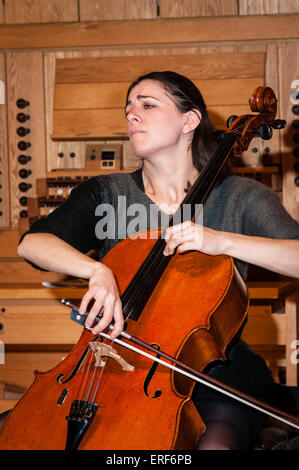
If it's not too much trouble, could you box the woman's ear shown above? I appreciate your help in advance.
[183,109,201,134]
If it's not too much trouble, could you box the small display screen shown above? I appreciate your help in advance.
[101,150,115,160]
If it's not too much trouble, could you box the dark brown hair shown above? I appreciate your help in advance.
[126,71,218,172]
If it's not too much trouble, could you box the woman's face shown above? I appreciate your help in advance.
[125,80,188,158]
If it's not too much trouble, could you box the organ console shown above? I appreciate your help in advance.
[15,98,32,221]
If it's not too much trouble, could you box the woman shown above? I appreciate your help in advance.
[18,71,299,449]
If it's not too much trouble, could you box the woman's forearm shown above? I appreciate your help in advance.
[164,222,299,279]
[222,233,299,278]
[17,233,100,279]
[18,232,124,339]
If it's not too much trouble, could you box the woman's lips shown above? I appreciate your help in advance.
[129,129,145,136]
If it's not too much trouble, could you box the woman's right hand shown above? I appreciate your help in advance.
[79,263,124,340]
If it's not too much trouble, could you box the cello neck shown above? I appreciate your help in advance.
[182,131,237,210]
[121,131,238,322]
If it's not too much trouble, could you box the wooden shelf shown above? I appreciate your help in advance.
[246,281,296,299]
[46,168,136,178]
[0,15,297,50]
[233,166,280,174]
[0,280,295,301]
[0,283,86,300]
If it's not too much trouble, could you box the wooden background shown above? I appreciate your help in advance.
[0,0,299,402]
[0,0,298,233]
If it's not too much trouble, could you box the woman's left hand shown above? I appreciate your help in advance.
[163,221,225,257]
[164,221,299,279]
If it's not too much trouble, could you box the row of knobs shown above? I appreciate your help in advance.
[292,102,299,187]
[16,99,32,218]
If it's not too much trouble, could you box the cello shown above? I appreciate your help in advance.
[0,86,298,450]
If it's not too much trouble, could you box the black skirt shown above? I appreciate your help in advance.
[192,339,274,446]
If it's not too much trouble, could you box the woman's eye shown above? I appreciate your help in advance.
[144,103,155,109]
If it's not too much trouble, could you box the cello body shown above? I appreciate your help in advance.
[0,234,248,450]
[2,86,284,450]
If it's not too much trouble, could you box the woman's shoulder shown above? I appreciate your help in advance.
[89,169,142,187]
[71,169,142,199]
[219,174,277,199]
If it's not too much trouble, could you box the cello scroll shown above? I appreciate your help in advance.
[226,86,286,157]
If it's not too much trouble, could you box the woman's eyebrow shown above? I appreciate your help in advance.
[125,95,161,108]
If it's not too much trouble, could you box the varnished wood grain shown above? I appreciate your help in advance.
[0,283,86,299]
[0,15,297,49]
[54,78,264,110]
[80,0,157,21]
[0,299,82,346]
[280,43,299,221]
[1,351,70,389]
[52,51,264,139]
[160,0,238,18]
[55,53,265,83]
[4,0,78,24]
[242,306,286,345]
[285,294,299,385]
[52,104,251,139]
[239,0,299,15]
[0,53,10,228]
[6,52,46,227]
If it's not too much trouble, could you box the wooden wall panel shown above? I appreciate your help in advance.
[54,78,263,110]
[52,105,253,140]
[0,53,10,228]
[263,44,281,165]
[44,50,136,172]
[51,52,264,140]
[6,52,46,227]
[160,0,238,18]
[4,0,78,24]
[0,300,81,346]
[239,0,299,15]
[79,0,157,21]
[239,44,281,168]
[0,2,4,24]
[280,43,299,221]
[46,47,265,170]
[1,352,68,389]
[44,51,108,171]
[54,53,265,83]
[0,15,297,49]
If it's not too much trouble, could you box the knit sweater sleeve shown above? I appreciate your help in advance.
[20,178,102,255]
[239,178,299,240]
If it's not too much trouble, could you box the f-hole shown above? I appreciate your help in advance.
[143,343,162,399]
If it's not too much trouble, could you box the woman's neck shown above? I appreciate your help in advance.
[141,152,199,213]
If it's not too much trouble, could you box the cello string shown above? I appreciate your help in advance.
[71,305,298,430]
[78,347,95,402]
[121,132,238,321]
[80,340,112,404]
[65,117,273,421]
[71,345,92,401]
[98,329,299,431]
[83,357,98,403]
[70,124,250,406]
[121,183,225,317]
[122,119,249,314]
[90,355,108,405]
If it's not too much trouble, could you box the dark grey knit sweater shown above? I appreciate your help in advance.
[24,169,299,399]
[27,169,299,278]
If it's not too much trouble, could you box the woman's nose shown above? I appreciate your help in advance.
[126,108,141,123]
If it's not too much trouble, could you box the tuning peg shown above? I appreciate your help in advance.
[211,130,225,142]
[257,124,273,140]
[267,119,287,129]
[226,115,238,128]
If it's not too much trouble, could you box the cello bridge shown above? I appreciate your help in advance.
[89,342,135,371]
